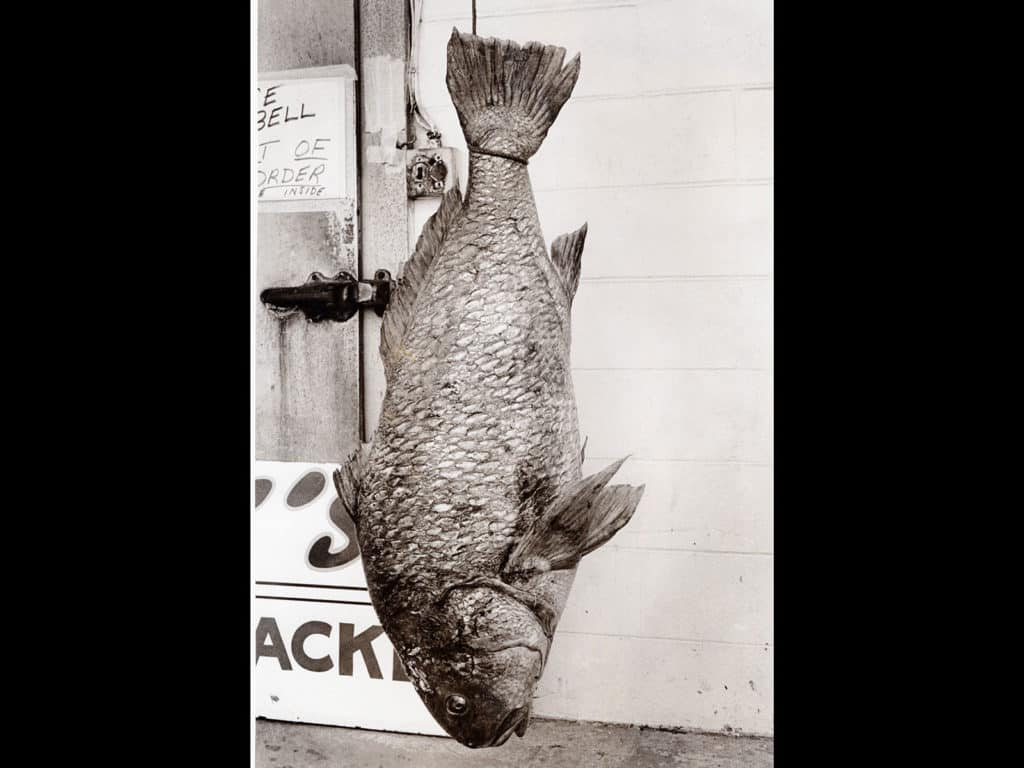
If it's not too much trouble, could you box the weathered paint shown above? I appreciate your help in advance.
[258,0,357,71]
[256,206,361,462]
[358,0,412,442]
[257,0,362,463]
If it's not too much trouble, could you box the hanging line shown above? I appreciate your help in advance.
[406,0,441,145]
[472,0,477,35]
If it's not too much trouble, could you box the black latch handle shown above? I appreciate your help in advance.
[260,269,393,323]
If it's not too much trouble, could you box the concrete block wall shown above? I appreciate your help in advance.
[409,0,773,736]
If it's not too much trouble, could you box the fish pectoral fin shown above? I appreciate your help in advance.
[503,457,646,576]
[438,577,558,639]
[550,223,587,304]
[332,444,370,525]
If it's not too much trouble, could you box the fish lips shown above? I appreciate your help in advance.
[515,711,530,737]
[487,704,531,747]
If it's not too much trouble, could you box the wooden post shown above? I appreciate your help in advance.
[358,0,411,441]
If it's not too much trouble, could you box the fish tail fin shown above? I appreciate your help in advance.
[446,28,580,161]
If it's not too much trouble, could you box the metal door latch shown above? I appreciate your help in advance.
[260,269,393,322]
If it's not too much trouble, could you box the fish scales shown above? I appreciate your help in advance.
[337,28,644,749]
[363,160,579,592]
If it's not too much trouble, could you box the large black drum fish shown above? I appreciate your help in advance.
[334,28,644,748]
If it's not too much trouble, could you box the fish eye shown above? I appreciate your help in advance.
[445,693,469,716]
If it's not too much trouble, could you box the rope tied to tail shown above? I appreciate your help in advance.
[467,143,529,165]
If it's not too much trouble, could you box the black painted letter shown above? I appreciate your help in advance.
[291,621,333,672]
[307,498,360,569]
[255,617,292,670]
[338,623,384,678]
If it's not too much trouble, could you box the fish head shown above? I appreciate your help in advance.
[401,586,549,748]
[415,645,537,748]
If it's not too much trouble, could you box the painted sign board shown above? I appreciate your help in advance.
[257,70,351,201]
[253,460,447,736]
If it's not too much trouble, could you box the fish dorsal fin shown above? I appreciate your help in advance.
[550,223,587,304]
[332,444,369,525]
[380,187,463,377]
[502,457,645,577]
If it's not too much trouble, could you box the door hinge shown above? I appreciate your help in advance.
[260,269,393,323]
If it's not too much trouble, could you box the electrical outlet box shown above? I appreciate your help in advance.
[406,147,456,199]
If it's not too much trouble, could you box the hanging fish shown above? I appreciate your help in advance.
[335,28,644,749]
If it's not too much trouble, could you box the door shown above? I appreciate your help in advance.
[252,0,444,735]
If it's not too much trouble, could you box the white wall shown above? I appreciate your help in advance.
[409,0,773,736]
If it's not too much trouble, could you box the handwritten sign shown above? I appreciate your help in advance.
[257,77,347,201]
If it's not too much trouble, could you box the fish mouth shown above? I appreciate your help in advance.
[487,705,530,747]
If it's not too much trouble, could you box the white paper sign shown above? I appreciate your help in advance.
[257,78,346,201]
[253,460,447,736]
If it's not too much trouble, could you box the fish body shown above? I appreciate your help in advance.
[335,29,644,748]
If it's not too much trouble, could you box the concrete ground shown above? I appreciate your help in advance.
[256,717,774,767]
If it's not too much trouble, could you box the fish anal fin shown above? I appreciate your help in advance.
[550,223,587,303]
[332,444,369,526]
[503,457,644,577]
[379,187,462,377]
